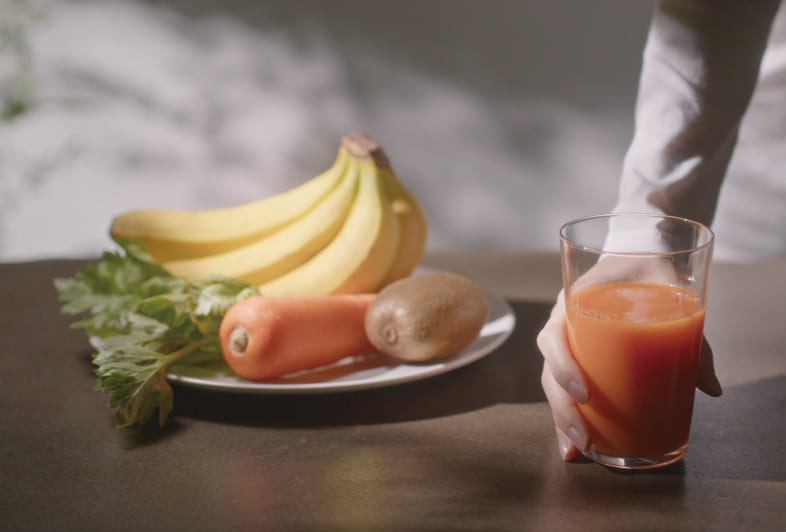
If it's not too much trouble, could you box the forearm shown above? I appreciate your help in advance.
[615,0,781,226]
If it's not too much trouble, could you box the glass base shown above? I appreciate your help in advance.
[581,443,688,470]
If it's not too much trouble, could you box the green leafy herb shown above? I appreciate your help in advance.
[54,238,258,428]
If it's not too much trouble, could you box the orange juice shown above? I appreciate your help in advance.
[566,281,705,458]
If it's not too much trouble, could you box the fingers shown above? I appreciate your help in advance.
[556,427,579,462]
[696,336,723,397]
[537,293,590,461]
[536,292,588,404]
[541,363,589,459]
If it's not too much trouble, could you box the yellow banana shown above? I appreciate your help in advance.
[342,132,427,286]
[110,149,349,262]
[378,165,428,285]
[257,138,401,297]
[162,148,360,284]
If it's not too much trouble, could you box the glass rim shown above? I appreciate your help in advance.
[559,212,715,257]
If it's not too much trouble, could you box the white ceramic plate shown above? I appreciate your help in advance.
[166,285,515,394]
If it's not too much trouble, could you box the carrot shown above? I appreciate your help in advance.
[219,294,377,381]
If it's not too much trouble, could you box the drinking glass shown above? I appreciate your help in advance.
[560,213,714,469]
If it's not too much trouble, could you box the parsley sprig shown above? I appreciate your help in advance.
[54,239,258,428]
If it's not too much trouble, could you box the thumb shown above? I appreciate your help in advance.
[696,336,722,397]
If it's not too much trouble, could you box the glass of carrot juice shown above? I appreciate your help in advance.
[560,213,714,469]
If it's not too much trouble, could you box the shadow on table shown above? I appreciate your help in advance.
[686,374,786,482]
[170,298,550,428]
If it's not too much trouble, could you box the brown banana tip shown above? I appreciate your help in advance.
[342,132,390,168]
[340,134,370,159]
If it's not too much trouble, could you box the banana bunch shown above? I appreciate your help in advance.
[110,133,427,296]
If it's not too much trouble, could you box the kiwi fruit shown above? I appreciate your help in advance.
[365,271,489,362]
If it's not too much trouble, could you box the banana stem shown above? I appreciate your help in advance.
[343,132,390,169]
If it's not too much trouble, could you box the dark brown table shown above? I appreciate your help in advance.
[1,253,784,531]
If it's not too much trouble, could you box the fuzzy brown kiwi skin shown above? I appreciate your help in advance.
[364,271,489,362]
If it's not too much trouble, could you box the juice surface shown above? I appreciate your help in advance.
[566,281,705,458]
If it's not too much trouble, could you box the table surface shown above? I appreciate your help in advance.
[1,253,784,532]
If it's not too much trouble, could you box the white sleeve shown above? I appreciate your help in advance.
[614,0,782,227]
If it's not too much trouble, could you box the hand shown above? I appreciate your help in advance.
[537,282,724,461]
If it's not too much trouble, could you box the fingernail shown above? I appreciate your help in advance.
[567,425,587,451]
[567,379,588,404]
[557,431,573,460]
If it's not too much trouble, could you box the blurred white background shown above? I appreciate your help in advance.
[1,1,779,262]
